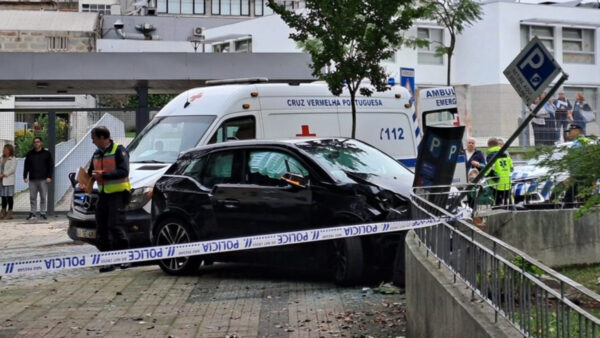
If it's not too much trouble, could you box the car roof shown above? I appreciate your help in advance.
[180,137,351,157]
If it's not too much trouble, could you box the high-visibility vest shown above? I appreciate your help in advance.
[92,142,131,194]
[485,146,513,191]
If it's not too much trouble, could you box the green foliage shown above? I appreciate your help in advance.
[536,137,600,218]
[424,0,482,85]
[13,116,69,157]
[512,255,544,277]
[268,0,429,138]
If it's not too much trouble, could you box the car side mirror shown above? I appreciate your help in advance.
[281,172,309,188]
[68,172,77,188]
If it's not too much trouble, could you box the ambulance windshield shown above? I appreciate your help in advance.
[128,115,216,163]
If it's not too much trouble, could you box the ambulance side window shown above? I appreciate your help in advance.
[209,116,256,144]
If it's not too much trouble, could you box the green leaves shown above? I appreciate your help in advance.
[269,0,428,137]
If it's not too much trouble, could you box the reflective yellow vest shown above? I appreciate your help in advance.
[92,142,131,194]
[485,146,513,191]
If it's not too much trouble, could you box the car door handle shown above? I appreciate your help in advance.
[218,199,240,208]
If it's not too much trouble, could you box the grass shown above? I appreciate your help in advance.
[125,131,136,138]
[558,265,600,295]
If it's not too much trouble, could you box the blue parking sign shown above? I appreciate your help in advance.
[504,37,562,105]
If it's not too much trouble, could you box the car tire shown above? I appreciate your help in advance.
[332,237,364,286]
[154,218,202,275]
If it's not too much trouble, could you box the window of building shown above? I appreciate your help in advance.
[211,0,250,15]
[157,0,204,14]
[520,25,554,52]
[562,28,595,64]
[212,38,252,53]
[235,38,252,52]
[47,36,69,51]
[417,27,443,65]
[81,3,112,14]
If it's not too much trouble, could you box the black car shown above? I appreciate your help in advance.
[151,138,414,285]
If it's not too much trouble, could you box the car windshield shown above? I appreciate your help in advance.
[128,115,216,163]
[295,139,413,184]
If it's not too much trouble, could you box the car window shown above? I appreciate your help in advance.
[247,151,309,186]
[201,151,239,188]
[209,116,256,144]
[182,157,207,181]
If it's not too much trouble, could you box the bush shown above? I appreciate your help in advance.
[14,116,69,158]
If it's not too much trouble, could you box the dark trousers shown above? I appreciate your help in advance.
[493,189,511,207]
[1,196,13,210]
[95,191,129,252]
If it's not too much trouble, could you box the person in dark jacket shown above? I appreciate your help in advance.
[465,137,486,174]
[23,137,53,220]
[83,126,132,273]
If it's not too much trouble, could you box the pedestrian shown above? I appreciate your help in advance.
[554,91,573,141]
[572,92,591,135]
[23,137,53,220]
[83,126,132,273]
[0,144,17,220]
[542,96,559,144]
[531,95,548,147]
[465,137,486,174]
[485,137,513,208]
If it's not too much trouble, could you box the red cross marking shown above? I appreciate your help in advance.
[189,93,203,102]
[296,125,316,137]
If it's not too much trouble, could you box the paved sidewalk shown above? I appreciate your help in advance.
[0,215,408,337]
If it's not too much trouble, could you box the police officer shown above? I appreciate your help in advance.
[485,137,513,208]
[563,124,589,206]
[86,126,132,273]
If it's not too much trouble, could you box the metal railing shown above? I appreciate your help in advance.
[411,188,600,337]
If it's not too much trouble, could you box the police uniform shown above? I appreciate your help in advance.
[485,145,513,207]
[88,140,131,252]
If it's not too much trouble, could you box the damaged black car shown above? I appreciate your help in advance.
[151,138,413,285]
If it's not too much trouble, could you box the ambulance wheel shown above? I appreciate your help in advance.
[154,218,201,275]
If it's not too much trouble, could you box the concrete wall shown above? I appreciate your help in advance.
[405,230,520,338]
[485,209,600,268]
[0,31,95,52]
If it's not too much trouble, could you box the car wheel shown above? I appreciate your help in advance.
[154,218,201,275]
[332,237,364,286]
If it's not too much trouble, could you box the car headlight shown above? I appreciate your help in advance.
[126,187,153,211]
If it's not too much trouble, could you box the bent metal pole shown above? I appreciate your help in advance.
[471,72,569,185]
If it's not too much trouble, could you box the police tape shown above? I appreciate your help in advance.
[1,211,466,277]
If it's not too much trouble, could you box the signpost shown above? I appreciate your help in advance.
[471,36,568,185]
[504,37,562,105]
[400,67,415,103]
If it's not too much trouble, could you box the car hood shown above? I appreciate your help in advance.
[343,172,413,199]
[129,163,171,188]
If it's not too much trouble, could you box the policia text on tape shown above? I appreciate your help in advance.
[1,212,465,277]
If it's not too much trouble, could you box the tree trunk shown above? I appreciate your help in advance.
[350,90,357,139]
[446,34,456,86]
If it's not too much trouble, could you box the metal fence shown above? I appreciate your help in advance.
[411,188,600,337]
[0,109,134,213]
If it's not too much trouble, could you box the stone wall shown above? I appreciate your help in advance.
[405,230,520,338]
[485,209,600,268]
[0,31,95,52]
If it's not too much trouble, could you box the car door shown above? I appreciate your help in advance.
[239,148,312,235]
[200,149,254,239]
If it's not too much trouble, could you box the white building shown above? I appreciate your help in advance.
[202,0,600,141]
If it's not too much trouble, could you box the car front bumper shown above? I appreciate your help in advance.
[67,208,152,248]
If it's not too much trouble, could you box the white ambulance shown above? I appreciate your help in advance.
[67,80,422,246]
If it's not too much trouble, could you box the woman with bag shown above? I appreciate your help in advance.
[572,92,594,135]
[0,144,17,220]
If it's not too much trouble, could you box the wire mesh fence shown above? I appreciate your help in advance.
[0,109,145,214]
[411,188,600,337]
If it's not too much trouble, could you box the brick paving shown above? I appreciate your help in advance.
[0,216,407,337]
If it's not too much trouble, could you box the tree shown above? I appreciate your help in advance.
[268,0,429,138]
[425,0,482,86]
[536,139,600,218]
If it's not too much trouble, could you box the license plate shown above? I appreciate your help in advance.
[76,228,97,239]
